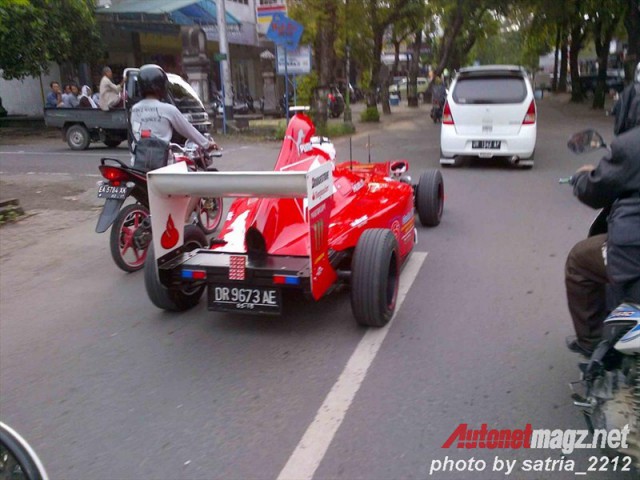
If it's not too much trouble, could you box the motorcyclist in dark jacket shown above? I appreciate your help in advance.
[565,126,640,355]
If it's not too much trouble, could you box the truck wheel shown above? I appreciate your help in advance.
[350,229,399,327]
[416,169,444,227]
[66,124,90,150]
[144,225,207,312]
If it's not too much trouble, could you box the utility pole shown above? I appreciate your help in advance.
[217,0,233,118]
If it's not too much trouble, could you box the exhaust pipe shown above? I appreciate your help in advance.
[509,155,520,166]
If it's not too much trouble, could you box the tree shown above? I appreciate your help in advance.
[588,0,625,108]
[0,0,102,80]
[623,0,639,82]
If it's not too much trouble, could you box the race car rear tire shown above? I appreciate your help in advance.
[350,229,399,327]
[416,169,444,227]
[144,225,207,312]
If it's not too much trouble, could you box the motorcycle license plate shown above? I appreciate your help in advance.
[97,184,129,200]
[208,284,281,315]
[472,140,501,149]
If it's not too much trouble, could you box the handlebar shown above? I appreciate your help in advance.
[558,177,573,185]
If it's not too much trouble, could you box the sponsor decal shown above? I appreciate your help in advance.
[160,215,179,249]
[620,324,640,342]
[391,219,401,241]
[352,180,365,193]
[350,215,368,228]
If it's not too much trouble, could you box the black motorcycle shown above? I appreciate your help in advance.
[563,129,640,469]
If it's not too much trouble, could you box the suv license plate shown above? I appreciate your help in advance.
[97,185,129,199]
[472,140,501,149]
[209,284,281,315]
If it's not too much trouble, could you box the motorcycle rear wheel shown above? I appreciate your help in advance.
[196,197,223,234]
[109,203,150,272]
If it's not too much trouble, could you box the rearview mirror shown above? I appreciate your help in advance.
[567,130,606,154]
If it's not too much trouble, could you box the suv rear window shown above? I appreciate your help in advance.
[452,76,527,104]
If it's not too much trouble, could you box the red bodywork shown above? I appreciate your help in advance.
[208,113,416,299]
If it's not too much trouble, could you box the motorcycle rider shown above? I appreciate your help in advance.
[129,64,217,161]
[565,124,640,355]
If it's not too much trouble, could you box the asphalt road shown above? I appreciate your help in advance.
[1,97,635,480]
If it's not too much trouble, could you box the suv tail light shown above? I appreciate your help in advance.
[523,100,536,124]
[99,165,129,184]
[442,101,454,125]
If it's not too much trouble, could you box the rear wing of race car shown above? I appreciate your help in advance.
[147,160,335,299]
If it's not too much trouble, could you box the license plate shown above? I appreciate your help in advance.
[209,284,281,315]
[97,184,129,199]
[472,140,501,149]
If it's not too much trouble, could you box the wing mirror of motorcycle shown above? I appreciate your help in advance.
[567,129,607,154]
[0,422,49,480]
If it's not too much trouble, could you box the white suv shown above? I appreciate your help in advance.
[440,65,537,168]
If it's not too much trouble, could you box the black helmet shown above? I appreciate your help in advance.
[138,64,168,98]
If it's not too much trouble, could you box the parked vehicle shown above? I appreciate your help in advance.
[578,72,626,97]
[562,131,640,469]
[143,111,444,324]
[44,69,211,150]
[440,65,537,169]
[95,137,223,272]
[389,77,429,101]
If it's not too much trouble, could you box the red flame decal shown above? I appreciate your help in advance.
[161,215,179,249]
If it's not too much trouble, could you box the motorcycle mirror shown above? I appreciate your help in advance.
[567,129,606,154]
[0,422,49,480]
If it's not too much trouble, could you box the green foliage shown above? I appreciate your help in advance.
[0,0,102,80]
[295,72,318,105]
[316,121,356,137]
[360,106,380,122]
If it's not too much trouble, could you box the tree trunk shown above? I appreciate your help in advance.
[433,3,464,77]
[624,0,640,82]
[392,38,401,76]
[316,0,338,127]
[552,24,561,91]
[558,33,569,92]
[407,29,422,108]
[593,16,619,109]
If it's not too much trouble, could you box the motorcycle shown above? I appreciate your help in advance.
[328,87,345,118]
[430,102,443,123]
[95,137,223,272]
[563,129,640,468]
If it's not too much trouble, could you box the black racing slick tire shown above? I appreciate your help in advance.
[144,225,207,312]
[416,169,444,227]
[66,124,90,150]
[350,229,400,327]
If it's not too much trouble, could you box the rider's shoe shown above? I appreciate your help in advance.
[565,337,594,358]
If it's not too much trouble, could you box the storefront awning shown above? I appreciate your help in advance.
[97,0,241,28]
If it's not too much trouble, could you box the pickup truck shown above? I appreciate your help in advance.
[44,70,212,150]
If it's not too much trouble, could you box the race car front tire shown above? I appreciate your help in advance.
[351,229,399,327]
[144,225,207,312]
[416,169,444,227]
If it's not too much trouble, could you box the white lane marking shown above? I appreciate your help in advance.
[277,252,428,480]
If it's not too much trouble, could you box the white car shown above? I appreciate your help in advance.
[440,65,537,168]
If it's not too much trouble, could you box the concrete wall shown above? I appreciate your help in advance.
[0,63,61,117]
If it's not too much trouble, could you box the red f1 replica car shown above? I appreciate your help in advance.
[144,111,444,327]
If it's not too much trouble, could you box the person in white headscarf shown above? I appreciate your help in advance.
[78,85,98,108]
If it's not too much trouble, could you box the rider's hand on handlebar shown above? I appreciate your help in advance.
[575,164,595,174]
[207,141,220,152]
